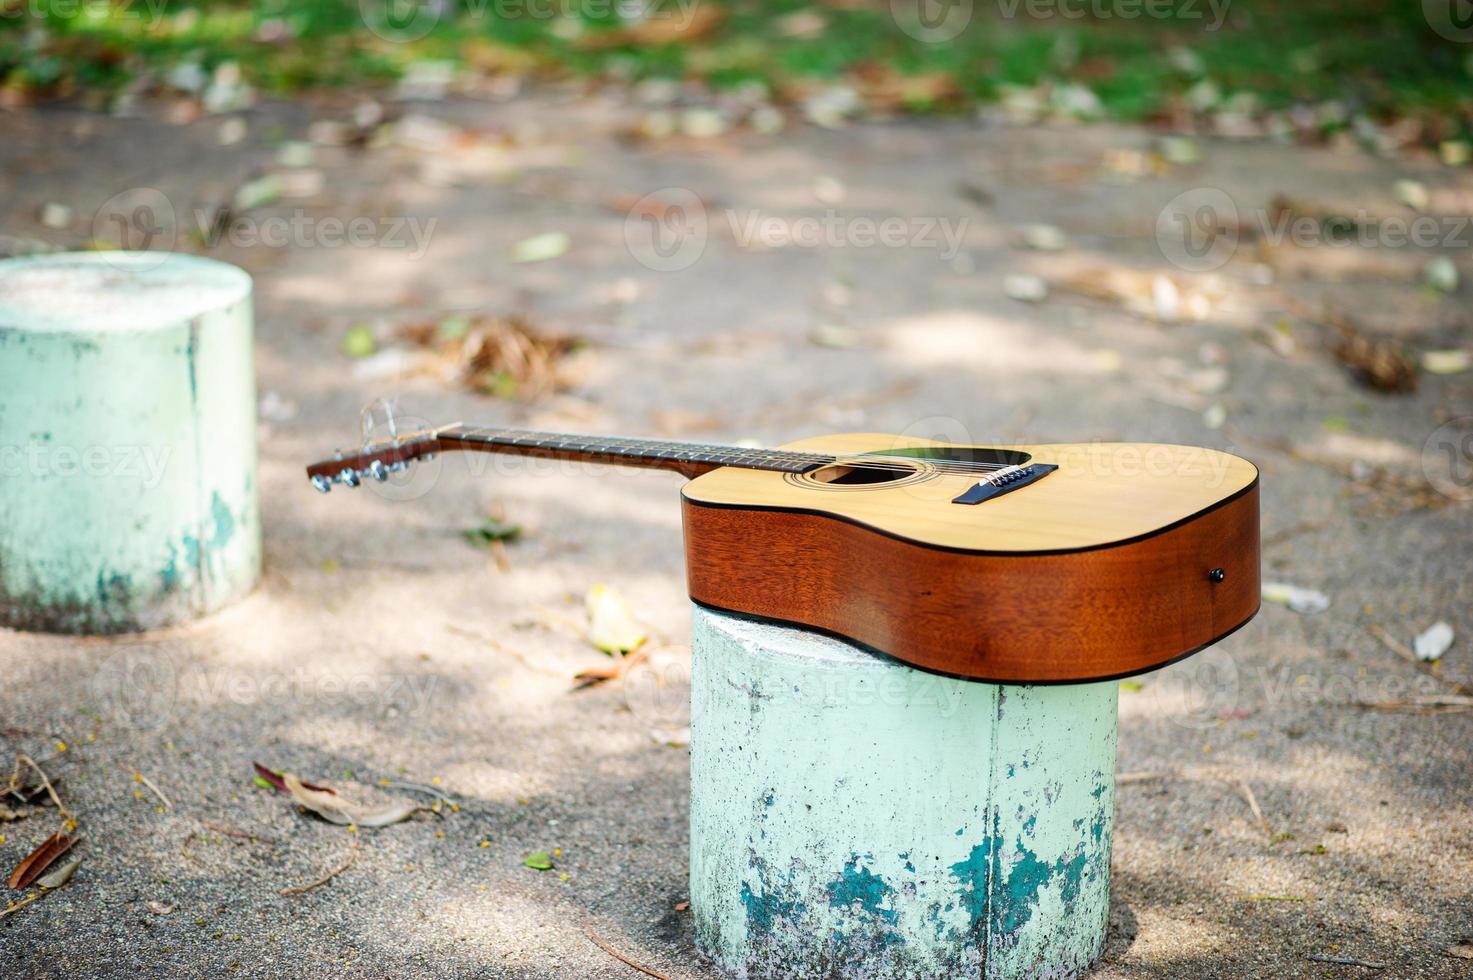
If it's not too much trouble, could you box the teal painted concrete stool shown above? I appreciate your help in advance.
[690,606,1118,979]
[0,251,260,634]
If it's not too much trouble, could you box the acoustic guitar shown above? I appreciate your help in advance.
[307,422,1259,684]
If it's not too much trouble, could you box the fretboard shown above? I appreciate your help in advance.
[437,424,832,479]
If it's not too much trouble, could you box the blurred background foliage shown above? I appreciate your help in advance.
[0,0,1469,141]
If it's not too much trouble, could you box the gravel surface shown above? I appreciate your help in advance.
[1,94,1470,978]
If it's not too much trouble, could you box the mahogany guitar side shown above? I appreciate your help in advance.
[680,435,1260,683]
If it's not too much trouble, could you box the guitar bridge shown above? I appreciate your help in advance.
[951,463,1057,505]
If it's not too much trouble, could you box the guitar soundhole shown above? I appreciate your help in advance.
[808,464,914,486]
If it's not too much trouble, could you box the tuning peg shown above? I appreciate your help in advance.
[311,475,332,493]
[338,466,361,488]
[368,459,388,482]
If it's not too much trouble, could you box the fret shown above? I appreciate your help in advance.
[440,424,834,475]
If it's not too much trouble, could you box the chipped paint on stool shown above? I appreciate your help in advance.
[689,605,1118,979]
[0,252,260,634]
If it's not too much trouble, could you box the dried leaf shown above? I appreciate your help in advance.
[281,774,418,827]
[35,857,79,890]
[252,762,335,796]
[1421,350,1472,375]
[1413,621,1454,662]
[511,232,570,264]
[1262,582,1330,615]
[146,900,175,915]
[341,325,377,359]
[1327,312,1417,393]
[523,850,554,871]
[586,584,647,655]
[1426,255,1459,293]
[1447,943,1473,960]
[1002,274,1047,303]
[574,4,724,49]
[464,518,523,547]
[8,831,77,890]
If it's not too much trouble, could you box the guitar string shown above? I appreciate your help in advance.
[450,430,1024,474]
[440,427,1032,478]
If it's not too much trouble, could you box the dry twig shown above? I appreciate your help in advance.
[202,819,275,843]
[126,767,172,810]
[583,918,671,980]
[280,838,360,896]
[1367,625,1473,697]
[1237,780,1270,836]
[16,755,70,820]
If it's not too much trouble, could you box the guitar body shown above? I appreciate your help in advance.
[681,434,1260,683]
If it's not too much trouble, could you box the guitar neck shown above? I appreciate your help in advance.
[436,424,830,479]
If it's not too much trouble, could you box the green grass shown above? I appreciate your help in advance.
[1,0,1468,133]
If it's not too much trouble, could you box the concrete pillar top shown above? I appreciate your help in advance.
[0,251,252,333]
[699,607,897,671]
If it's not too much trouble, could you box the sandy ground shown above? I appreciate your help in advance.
[1,92,1471,978]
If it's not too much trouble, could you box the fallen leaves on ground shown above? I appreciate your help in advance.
[574,4,724,49]
[585,584,648,655]
[253,761,335,796]
[464,516,523,547]
[1261,582,1330,615]
[280,774,419,828]
[1325,310,1418,393]
[1056,265,1222,323]
[523,850,554,870]
[1413,622,1454,663]
[399,314,581,400]
[8,831,77,889]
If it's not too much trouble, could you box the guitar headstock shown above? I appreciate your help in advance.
[305,400,451,493]
[305,438,439,492]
